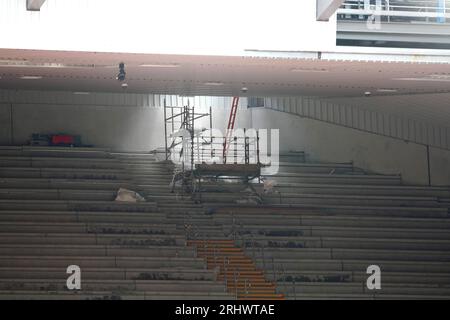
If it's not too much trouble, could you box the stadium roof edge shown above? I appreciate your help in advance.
[244,47,450,64]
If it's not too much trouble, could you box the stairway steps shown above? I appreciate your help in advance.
[189,239,284,300]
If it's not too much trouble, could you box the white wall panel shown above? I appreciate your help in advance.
[263,95,450,150]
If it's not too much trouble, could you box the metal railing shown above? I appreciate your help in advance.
[338,0,450,23]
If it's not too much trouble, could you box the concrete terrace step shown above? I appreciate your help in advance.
[275,162,362,174]
[0,146,113,159]
[0,267,217,281]
[0,244,196,257]
[0,221,179,235]
[266,182,450,198]
[223,225,450,240]
[0,178,135,190]
[0,290,234,300]
[277,282,450,296]
[256,258,450,273]
[0,210,168,224]
[244,247,450,262]
[236,236,450,251]
[0,189,117,201]
[284,293,449,300]
[0,256,205,269]
[201,192,441,207]
[263,172,402,185]
[0,156,124,169]
[210,205,450,218]
[0,232,185,246]
[0,200,158,212]
[0,279,227,293]
[265,192,441,203]
[213,212,450,229]
[0,167,130,180]
[270,270,450,285]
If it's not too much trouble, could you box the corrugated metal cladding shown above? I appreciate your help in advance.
[0,88,448,150]
[0,89,248,109]
[263,96,450,150]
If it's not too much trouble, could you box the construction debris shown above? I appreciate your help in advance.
[114,188,145,203]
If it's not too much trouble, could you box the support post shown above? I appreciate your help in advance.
[317,0,345,21]
[163,99,168,161]
[27,0,46,11]
[210,106,213,160]
[426,145,431,186]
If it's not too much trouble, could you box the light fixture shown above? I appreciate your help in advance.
[0,59,28,64]
[140,63,179,68]
[376,88,397,93]
[290,68,328,73]
[393,74,450,82]
[0,61,116,69]
[19,75,43,80]
[73,92,90,95]
[204,81,224,86]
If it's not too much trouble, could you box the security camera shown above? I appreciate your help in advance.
[117,62,126,82]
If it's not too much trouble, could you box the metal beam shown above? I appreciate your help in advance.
[337,8,450,19]
[337,21,450,44]
[26,0,46,11]
[317,0,345,21]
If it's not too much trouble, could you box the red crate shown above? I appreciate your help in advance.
[51,134,75,145]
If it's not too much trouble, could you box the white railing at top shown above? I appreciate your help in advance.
[338,0,450,19]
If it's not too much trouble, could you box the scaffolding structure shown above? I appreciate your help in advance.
[163,98,262,198]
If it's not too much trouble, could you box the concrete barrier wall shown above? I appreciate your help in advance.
[250,108,450,186]
[0,100,252,152]
[6,104,165,152]
[429,147,450,186]
[0,104,12,145]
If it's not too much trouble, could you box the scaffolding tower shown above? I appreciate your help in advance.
[163,98,262,198]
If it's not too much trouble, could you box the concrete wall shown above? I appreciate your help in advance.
[0,104,12,146]
[250,108,450,186]
[429,147,450,186]
[0,101,252,152]
[0,103,164,152]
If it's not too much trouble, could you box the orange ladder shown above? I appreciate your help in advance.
[222,97,239,164]
[188,239,284,300]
